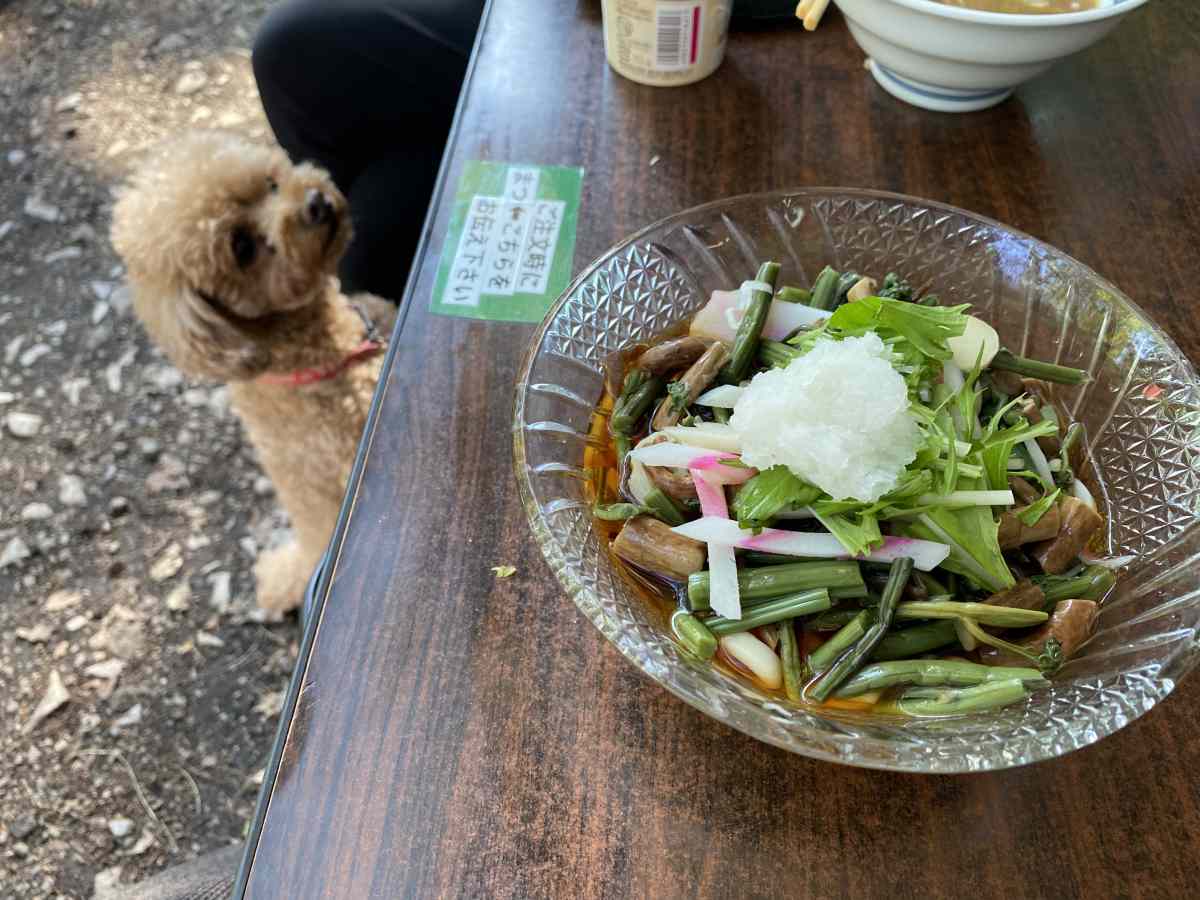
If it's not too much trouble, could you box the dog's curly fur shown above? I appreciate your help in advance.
[111,131,396,612]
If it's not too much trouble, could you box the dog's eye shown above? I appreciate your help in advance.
[231,228,257,268]
[266,177,278,193]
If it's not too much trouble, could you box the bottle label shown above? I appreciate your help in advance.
[604,0,727,85]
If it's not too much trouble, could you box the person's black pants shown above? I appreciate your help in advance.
[253,0,486,301]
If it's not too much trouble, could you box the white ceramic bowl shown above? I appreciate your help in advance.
[834,0,1150,112]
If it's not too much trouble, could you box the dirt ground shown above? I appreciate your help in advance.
[0,2,305,896]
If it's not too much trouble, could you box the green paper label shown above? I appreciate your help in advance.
[430,161,583,323]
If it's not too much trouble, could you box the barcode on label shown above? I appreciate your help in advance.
[655,3,700,72]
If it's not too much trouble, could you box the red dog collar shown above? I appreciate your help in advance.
[258,339,384,387]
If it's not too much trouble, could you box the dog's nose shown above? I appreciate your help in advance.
[303,188,335,227]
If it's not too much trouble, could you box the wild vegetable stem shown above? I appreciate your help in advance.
[881,679,1029,716]
[870,620,958,660]
[704,589,831,637]
[721,261,780,384]
[835,659,1047,697]
[808,557,914,702]
[990,348,1089,385]
[687,560,866,611]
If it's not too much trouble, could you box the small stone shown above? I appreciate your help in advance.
[0,391,15,404]
[150,542,183,581]
[174,70,208,95]
[208,571,231,612]
[182,387,207,407]
[165,582,191,611]
[87,322,113,350]
[5,334,24,365]
[254,690,285,719]
[5,411,43,437]
[19,342,51,366]
[253,475,274,497]
[93,866,123,899]
[84,659,125,680]
[24,668,70,732]
[45,589,81,611]
[208,386,230,417]
[91,301,110,324]
[16,624,52,643]
[58,376,88,406]
[106,618,145,660]
[44,246,83,264]
[195,631,224,648]
[65,614,89,632]
[108,284,132,315]
[9,814,37,840]
[7,149,27,165]
[146,454,188,494]
[217,111,246,128]
[11,841,29,858]
[55,91,82,113]
[108,817,133,839]
[23,195,61,222]
[0,220,13,241]
[58,474,86,507]
[105,139,129,158]
[90,280,114,300]
[108,496,130,517]
[69,223,97,244]
[124,829,157,856]
[154,32,187,53]
[144,364,183,393]
[105,347,136,393]
[21,502,54,521]
[111,703,142,730]
[189,106,212,124]
[137,436,161,461]
[0,536,31,569]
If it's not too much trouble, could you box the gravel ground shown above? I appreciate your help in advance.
[0,2,305,896]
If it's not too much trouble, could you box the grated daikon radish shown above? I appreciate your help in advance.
[730,334,920,502]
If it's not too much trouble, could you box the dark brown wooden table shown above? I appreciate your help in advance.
[237,2,1200,897]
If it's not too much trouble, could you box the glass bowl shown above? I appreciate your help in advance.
[512,189,1200,772]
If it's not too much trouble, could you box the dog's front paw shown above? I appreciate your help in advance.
[254,542,312,613]
[351,292,398,336]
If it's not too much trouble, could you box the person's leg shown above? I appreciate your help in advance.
[253,0,485,298]
[339,149,444,301]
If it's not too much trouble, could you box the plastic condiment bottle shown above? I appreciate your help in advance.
[600,0,733,87]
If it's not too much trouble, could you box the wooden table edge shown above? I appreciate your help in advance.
[231,2,498,893]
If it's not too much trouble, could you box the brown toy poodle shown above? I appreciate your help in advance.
[111,130,396,613]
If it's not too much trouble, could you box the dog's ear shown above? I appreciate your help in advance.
[173,288,273,381]
[131,284,272,382]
